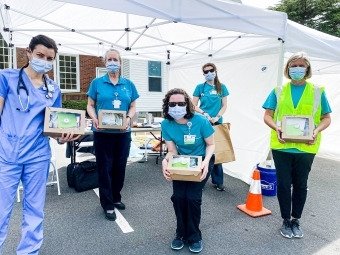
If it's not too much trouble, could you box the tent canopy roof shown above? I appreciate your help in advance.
[0,0,340,71]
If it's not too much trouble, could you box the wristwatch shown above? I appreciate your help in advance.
[217,114,221,118]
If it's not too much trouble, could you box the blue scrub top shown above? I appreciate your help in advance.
[161,113,215,156]
[193,82,229,124]
[262,83,332,153]
[0,68,62,164]
[87,74,139,133]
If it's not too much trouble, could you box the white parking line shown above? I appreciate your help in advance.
[93,188,134,233]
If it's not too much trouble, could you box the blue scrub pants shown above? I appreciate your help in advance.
[0,160,50,255]
[211,163,224,185]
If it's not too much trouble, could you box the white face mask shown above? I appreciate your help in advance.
[168,105,187,120]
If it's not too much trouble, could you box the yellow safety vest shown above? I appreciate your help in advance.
[270,82,323,154]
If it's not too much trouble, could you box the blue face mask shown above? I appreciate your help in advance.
[289,67,306,81]
[106,61,120,73]
[30,56,53,74]
[205,72,216,81]
[168,105,187,120]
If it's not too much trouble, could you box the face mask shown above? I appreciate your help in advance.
[205,72,216,81]
[29,56,53,74]
[289,67,306,81]
[168,105,187,120]
[106,61,120,73]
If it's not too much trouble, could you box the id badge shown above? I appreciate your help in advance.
[47,84,55,92]
[210,90,217,95]
[184,135,196,144]
[113,100,121,109]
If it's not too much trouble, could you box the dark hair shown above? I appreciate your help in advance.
[29,34,58,56]
[202,62,222,94]
[162,88,195,120]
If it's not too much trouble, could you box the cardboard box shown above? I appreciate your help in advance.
[168,155,202,182]
[44,107,85,136]
[98,110,126,129]
[281,115,314,143]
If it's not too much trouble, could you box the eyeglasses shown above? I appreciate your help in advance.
[168,102,187,107]
[203,68,214,74]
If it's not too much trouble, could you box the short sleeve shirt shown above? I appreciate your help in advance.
[161,113,214,156]
[87,74,139,133]
[193,82,229,124]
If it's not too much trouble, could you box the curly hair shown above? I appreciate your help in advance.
[162,88,195,120]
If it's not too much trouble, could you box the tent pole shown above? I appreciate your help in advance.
[276,39,285,87]
[212,34,246,56]
[129,18,155,48]
[126,14,129,49]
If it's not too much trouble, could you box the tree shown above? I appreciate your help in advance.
[268,0,340,37]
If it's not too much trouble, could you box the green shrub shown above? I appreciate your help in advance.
[62,100,88,112]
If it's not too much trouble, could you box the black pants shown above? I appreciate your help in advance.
[171,155,214,244]
[272,150,315,219]
[94,132,131,211]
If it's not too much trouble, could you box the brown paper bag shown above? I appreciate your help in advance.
[213,123,235,164]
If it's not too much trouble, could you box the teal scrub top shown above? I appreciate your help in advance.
[262,83,332,153]
[87,74,139,133]
[193,82,229,124]
[161,113,215,156]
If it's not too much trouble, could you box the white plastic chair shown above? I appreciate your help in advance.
[17,138,61,202]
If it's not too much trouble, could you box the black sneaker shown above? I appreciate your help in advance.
[171,236,185,250]
[291,219,303,238]
[280,219,293,238]
[105,210,117,221]
[114,202,126,210]
[189,240,203,253]
[215,184,225,191]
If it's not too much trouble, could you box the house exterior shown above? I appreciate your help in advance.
[0,34,167,117]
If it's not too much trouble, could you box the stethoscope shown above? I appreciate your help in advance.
[16,66,53,112]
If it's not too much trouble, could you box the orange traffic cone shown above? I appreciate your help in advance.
[237,169,271,217]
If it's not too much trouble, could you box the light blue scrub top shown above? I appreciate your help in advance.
[161,113,215,156]
[87,74,139,133]
[262,83,332,153]
[0,68,62,164]
[193,82,229,124]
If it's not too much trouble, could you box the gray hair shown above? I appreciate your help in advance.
[284,51,312,79]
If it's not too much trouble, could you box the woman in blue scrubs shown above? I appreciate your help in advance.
[161,88,215,253]
[87,49,139,221]
[192,63,229,191]
[0,35,79,255]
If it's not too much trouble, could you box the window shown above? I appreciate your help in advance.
[148,61,162,92]
[0,34,14,69]
[58,54,79,92]
[96,67,107,78]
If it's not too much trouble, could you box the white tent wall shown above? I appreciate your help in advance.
[169,52,281,184]
[304,73,340,160]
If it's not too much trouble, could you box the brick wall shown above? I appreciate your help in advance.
[16,47,104,101]
[16,47,54,79]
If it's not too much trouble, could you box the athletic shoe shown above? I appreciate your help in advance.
[189,240,203,253]
[171,236,185,250]
[215,184,225,191]
[280,219,293,238]
[291,219,303,238]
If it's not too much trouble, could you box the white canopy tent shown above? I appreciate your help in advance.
[1,0,339,183]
